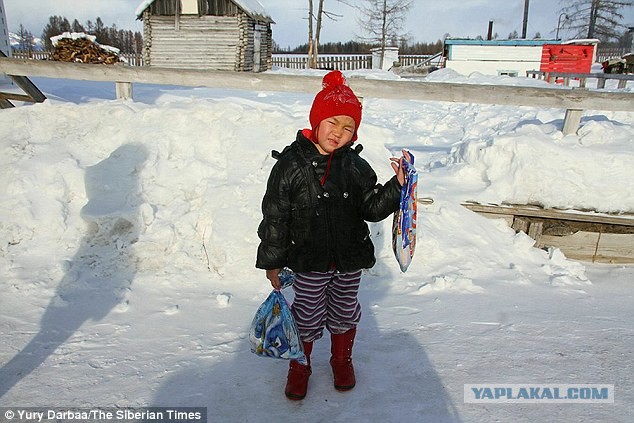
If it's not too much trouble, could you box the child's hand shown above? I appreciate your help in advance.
[390,150,412,186]
[266,268,282,290]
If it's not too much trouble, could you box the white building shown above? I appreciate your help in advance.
[0,0,10,57]
[443,39,562,77]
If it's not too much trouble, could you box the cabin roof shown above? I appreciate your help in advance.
[135,0,274,23]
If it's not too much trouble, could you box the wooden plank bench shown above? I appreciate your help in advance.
[462,202,634,264]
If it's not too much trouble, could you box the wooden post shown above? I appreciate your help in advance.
[115,81,133,100]
[522,0,530,39]
[0,98,14,109]
[512,217,530,233]
[527,221,544,246]
[562,109,583,135]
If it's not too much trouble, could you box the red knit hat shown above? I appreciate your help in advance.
[309,70,363,141]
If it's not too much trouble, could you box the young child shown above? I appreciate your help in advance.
[256,70,408,400]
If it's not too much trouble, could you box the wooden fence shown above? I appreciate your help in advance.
[11,46,629,69]
[596,47,630,63]
[526,70,634,89]
[271,54,432,70]
[12,47,629,71]
[271,54,371,70]
[13,52,432,71]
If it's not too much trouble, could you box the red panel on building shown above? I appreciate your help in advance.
[540,44,595,74]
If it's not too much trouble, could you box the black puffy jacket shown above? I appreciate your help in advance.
[256,130,401,273]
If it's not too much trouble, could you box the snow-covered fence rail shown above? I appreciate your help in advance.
[1,57,633,135]
[526,70,634,89]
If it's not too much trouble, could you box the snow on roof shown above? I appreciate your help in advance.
[135,0,273,23]
[562,38,601,45]
[135,0,155,18]
[234,0,271,22]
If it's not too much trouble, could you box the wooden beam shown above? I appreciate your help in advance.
[0,51,46,103]
[7,74,47,103]
[1,58,633,112]
[0,92,35,102]
[0,98,14,109]
[527,221,544,245]
[461,202,634,227]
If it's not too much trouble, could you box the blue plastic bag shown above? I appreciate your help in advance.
[249,269,306,364]
[392,151,418,272]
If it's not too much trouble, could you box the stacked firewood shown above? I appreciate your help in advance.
[50,36,122,65]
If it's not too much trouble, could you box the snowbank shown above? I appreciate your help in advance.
[0,71,632,421]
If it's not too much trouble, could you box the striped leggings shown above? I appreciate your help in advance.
[291,270,362,342]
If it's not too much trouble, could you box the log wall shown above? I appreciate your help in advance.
[145,14,240,70]
[141,10,271,72]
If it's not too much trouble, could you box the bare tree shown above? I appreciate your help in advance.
[314,0,325,67]
[307,0,343,68]
[307,0,318,68]
[354,0,412,69]
[16,24,35,52]
[71,19,85,33]
[558,0,633,41]
[41,16,71,50]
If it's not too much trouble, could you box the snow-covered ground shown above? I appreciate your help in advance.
[0,68,632,422]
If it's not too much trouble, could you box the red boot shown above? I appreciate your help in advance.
[330,328,356,391]
[285,341,313,400]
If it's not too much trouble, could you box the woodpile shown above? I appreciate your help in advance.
[51,37,122,65]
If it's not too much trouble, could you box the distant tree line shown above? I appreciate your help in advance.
[274,39,444,55]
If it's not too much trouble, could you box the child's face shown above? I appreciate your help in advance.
[314,115,356,155]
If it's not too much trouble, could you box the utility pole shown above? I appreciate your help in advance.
[521,0,530,39]
[587,0,599,38]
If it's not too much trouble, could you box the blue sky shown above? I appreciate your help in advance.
[4,0,634,47]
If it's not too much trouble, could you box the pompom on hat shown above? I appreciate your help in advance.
[309,70,363,141]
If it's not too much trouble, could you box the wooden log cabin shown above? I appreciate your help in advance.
[136,0,274,71]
